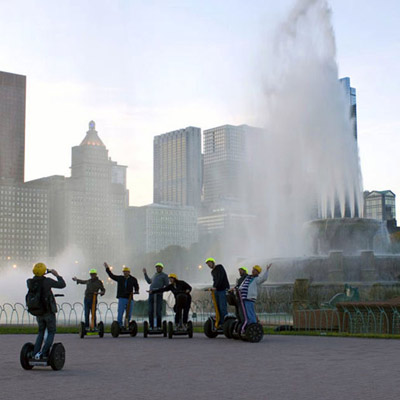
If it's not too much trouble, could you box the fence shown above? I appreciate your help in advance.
[1,298,399,335]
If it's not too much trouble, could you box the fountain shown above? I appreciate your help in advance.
[237,0,400,286]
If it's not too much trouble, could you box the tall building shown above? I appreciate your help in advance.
[0,71,26,182]
[340,77,357,140]
[203,124,260,210]
[27,121,128,266]
[126,203,198,256]
[0,180,49,264]
[153,127,202,208]
[364,190,396,222]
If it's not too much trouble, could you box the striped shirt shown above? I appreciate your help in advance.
[240,276,254,301]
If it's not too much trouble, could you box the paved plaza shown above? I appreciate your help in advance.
[1,333,399,400]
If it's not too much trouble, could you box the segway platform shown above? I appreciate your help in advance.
[167,321,193,339]
[143,320,167,338]
[20,342,65,371]
[79,292,105,338]
[111,320,138,337]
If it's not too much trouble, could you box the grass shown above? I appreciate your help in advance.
[1,325,399,339]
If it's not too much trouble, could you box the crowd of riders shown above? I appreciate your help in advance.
[27,258,272,357]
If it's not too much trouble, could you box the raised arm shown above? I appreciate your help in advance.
[104,262,118,281]
[257,264,272,285]
[143,268,152,284]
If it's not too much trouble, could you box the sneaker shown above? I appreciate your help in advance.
[183,323,188,330]
[34,352,42,360]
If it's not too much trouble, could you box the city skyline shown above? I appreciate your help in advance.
[0,1,399,206]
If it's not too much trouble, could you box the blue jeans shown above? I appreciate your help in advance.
[148,293,163,328]
[34,313,56,357]
[117,298,134,326]
[84,297,97,328]
[215,290,228,322]
[244,300,257,324]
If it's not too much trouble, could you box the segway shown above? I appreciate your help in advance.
[111,293,138,337]
[167,293,193,339]
[143,296,167,338]
[229,288,264,343]
[167,321,193,339]
[20,294,66,371]
[79,292,104,338]
[203,289,235,338]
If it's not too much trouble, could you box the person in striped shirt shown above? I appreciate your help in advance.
[239,264,272,324]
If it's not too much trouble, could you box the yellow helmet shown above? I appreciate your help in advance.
[253,265,262,274]
[155,263,164,269]
[239,266,249,274]
[33,263,47,277]
[122,266,131,273]
[168,273,178,280]
[205,258,215,264]
[89,269,97,274]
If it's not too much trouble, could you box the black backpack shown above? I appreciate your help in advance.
[26,279,46,316]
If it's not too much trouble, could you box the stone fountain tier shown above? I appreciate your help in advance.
[305,218,385,255]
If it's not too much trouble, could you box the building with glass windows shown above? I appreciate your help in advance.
[0,71,26,182]
[126,203,198,256]
[153,127,202,209]
[340,77,357,140]
[364,190,396,221]
[0,180,48,264]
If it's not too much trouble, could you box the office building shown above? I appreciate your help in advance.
[340,77,357,140]
[0,71,26,182]
[126,203,198,256]
[0,180,48,264]
[153,127,202,208]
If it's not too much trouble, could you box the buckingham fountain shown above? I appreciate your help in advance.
[236,0,400,289]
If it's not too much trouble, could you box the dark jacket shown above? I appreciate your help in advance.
[236,274,248,288]
[212,264,230,291]
[76,277,105,299]
[152,280,192,299]
[106,268,139,299]
[27,275,66,314]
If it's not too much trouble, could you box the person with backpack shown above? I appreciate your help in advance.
[72,269,105,329]
[26,262,66,360]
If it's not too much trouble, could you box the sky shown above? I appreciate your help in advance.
[0,0,399,206]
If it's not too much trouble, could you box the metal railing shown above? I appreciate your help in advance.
[1,298,399,335]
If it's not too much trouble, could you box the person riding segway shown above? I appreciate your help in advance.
[203,258,233,338]
[150,274,193,339]
[72,269,106,338]
[104,262,139,337]
[143,262,169,337]
[229,264,272,343]
[21,263,66,370]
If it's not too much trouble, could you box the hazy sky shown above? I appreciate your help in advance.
[0,0,399,206]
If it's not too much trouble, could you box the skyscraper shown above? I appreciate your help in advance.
[203,124,258,209]
[27,121,128,265]
[0,71,26,182]
[340,77,357,140]
[153,127,202,208]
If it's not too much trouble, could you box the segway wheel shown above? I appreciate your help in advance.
[232,321,242,340]
[143,321,149,338]
[162,320,167,337]
[129,320,138,337]
[79,322,86,339]
[245,323,264,343]
[187,321,193,338]
[20,342,34,370]
[49,343,66,371]
[98,321,104,338]
[168,321,174,339]
[223,318,235,339]
[203,318,218,338]
[111,321,120,338]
